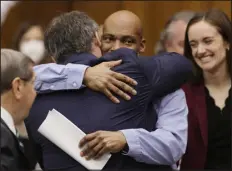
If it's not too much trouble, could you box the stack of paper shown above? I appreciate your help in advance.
[38,109,111,170]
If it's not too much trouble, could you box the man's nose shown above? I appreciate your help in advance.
[111,40,121,51]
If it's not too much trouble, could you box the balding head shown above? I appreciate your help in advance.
[104,10,143,36]
[154,11,196,55]
[101,10,145,54]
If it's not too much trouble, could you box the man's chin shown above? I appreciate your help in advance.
[96,53,102,58]
[92,50,102,58]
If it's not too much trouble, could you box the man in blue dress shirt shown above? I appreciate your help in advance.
[79,11,188,169]
[27,10,190,170]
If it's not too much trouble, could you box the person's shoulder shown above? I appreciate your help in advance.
[107,48,138,61]
[112,48,137,56]
[1,121,15,147]
[1,120,10,135]
[160,89,185,103]
[181,83,192,92]
[181,82,204,94]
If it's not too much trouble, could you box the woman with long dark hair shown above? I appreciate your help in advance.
[181,9,231,169]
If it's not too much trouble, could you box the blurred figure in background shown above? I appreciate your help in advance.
[181,9,231,169]
[154,11,196,55]
[1,1,19,25]
[13,22,53,65]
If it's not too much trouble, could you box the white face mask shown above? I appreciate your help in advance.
[19,40,45,64]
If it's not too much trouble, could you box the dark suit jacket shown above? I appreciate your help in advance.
[1,119,31,171]
[181,83,208,169]
[26,48,192,170]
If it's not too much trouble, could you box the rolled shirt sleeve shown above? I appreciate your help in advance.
[120,89,188,166]
[34,63,89,93]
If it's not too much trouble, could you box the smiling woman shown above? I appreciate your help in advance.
[181,9,231,170]
[188,21,229,72]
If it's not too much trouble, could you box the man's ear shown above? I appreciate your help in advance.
[98,25,103,41]
[11,77,23,100]
[95,31,101,47]
[139,38,146,53]
[224,41,230,51]
[91,32,102,57]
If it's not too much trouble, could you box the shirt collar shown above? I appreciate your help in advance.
[1,107,16,136]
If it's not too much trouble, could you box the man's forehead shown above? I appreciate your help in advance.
[104,21,140,34]
[103,25,140,37]
[103,32,138,38]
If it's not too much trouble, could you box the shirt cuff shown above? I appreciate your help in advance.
[66,64,89,89]
[120,129,141,158]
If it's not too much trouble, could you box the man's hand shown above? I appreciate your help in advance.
[83,60,137,103]
[79,131,127,160]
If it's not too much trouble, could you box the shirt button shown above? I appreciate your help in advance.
[50,85,54,89]
[73,82,77,87]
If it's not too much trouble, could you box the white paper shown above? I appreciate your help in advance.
[38,109,111,170]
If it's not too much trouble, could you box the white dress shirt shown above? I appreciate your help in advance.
[1,106,16,136]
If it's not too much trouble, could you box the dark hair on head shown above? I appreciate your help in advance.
[12,22,45,50]
[184,8,231,84]
[44,10,98,63]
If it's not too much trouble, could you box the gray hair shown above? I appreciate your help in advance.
[44,11,99,63]
[154,11,196,54]
[1,49,34,94]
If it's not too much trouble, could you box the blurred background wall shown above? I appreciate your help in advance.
[1,0,231,56]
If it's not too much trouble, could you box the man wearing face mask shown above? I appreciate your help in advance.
[33,10,189,169]
[25,11,191,171]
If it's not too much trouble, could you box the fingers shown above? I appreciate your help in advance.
[111,78,137,97]
[112,72,137,86]
[107,82,131,101]
[87,61,138,103]
[99,73,137,102]
[85,143,104,160]
[102,61,138,86]
[104,60,122,68]
[103,88,120,103]
[79,131,107,160]
[81,138,100,159]
[79,133,96,148]
[94,146,108,159]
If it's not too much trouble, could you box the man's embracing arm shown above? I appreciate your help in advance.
[34,61,137,103]
[139,52,192,97]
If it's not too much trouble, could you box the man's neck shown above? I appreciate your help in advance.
[1,94,20,125]
[59,52,97,65]
[203,63,231,89]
